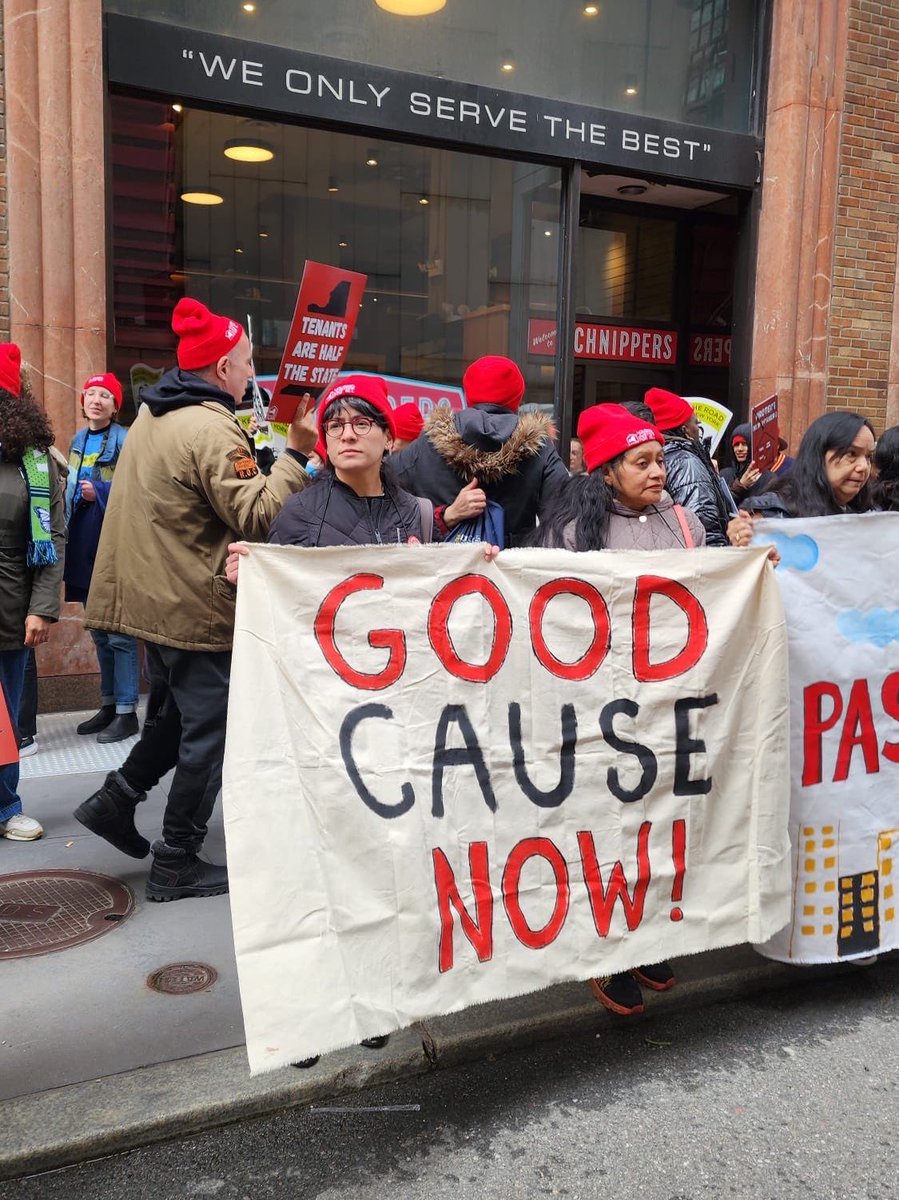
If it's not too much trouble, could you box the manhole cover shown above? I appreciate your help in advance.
[147,962,218,995]
[0,870,134,960]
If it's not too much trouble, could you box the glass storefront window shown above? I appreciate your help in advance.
[109,96,560,414]
[575,211,676,323]
[104,0,760,134]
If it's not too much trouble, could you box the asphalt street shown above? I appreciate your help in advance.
[7,957,898,1200]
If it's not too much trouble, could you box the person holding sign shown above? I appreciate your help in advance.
[720,423,793,503]
[76,299,318,902]
[532,402,704,1015]
[0,343,66,840]
[644,388,733,546]
[727,411,875,544]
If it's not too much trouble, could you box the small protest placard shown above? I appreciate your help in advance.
[267,262,367,423]
[750,394,780,472]
[0,683,18,767]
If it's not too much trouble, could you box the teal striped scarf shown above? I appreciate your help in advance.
[19,447,57,566]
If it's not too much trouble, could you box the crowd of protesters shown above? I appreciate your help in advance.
[2,297,897,1023]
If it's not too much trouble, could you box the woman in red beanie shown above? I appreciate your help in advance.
[65,374,140,744]
[531,402,704,1017]
[0,344,65,840]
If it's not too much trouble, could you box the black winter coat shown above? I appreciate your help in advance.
[663,436,733,547]
[390,404,568,546]
[268,473,426,547]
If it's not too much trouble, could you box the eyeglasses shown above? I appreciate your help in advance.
[323,416,376,438]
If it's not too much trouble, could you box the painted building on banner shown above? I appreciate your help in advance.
[0,1,897,700]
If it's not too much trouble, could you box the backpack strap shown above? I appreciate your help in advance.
[416,496,434,544]
[672,504,695,548]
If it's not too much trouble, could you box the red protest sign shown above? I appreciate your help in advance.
[750,393,780,472]
[0,682,18,767]
[267,262,367,423]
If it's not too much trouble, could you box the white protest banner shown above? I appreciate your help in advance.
[224,544,791,1073]
[753,513,899,963]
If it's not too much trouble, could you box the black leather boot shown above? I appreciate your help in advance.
[73,770,149,858]
[97,712,140,744]
[76,705,116,735]
[145,840,229,902]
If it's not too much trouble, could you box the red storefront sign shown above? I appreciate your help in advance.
[268,261,367,422]
[688,333,732,367]
[528,319,677,365]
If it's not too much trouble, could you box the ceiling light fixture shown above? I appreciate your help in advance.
[224,137,274,163]
[328,176,339,192]
[242,2,256,12]
[544,229,552,237]
[180,189,224,205]
[617,183,649,196]
[366,153,379,166]
[624,77,639,96]
[584,4,599,14]
[418,195,430,205]
[501,59,515,73]
[338,240,349,248]
[258,228,269,238]
[375,0,447,15]
[235,246,244,254]
[172,103,183,113]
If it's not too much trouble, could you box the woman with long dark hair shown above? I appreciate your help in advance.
[872,425,899,512]
[727,411,875,545]
[532,402,704,1017]
[0,343,65,840]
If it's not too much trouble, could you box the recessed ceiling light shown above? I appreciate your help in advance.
[172,103,183,113]
[235,246,244,254]
[180,190,224,206]
[242,2,256,11]
[224,138,274,163]
[584,4,599,14]
[338,240,349,248]
[328,176,339,193]
[544,229,552,237]
[418,195,430,206]
[501,60,515,73]
[258,229,269,238]
[375,0,447,14]
[617,183,648,196]
[366,154,379,167]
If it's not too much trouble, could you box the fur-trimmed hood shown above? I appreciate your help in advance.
[425,405,554,485]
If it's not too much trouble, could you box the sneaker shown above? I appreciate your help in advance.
[18,735,38,758]
[590,972,645,1016]
[76,705,116,735]
[0,813,44,840]
[73,771,150,858]
[145,840,229,902]
[631,961,676,992]
[96,712,140,744]
[360,1035,390,1050]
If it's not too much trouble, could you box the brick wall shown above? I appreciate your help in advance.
[0,7,8,341]
[827,0,899,427]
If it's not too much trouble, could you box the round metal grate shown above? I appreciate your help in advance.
[147,961,219,995]
[0,869,134,960]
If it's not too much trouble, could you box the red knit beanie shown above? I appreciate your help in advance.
[644,387,694,432]
[463,355,525,411]
[0,343,22,396]
[578,403,664,473]
[318,374,397,440]
[172,298,244,370]
[392,402,424,442]
[82,372,123,411]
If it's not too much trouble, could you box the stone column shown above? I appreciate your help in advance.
[4,0,106,702]
[750,0,849,447]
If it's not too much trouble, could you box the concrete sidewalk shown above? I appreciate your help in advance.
[0,709,855,1182]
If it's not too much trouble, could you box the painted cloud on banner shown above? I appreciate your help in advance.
[764,530,819,572]
[837,608,899,649]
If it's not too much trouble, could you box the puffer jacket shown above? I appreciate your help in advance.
[391,404,568,546]
[663,436,733,546]
[558,492,706,551]
[268,473,426,547]
[86,368,310,652]
[0,453,66,649]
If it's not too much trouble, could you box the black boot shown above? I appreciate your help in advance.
[77,705,116,735]
[73,770,149,858]
[145,840,229,902]
[97,712,140,744]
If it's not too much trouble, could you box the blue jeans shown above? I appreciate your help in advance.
[90,629,139,712]
[0,648,27,822]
